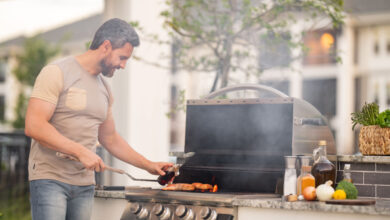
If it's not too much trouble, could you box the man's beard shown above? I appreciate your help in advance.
[100,59,116,78]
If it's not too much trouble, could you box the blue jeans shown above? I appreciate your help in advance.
[30,179,95,220]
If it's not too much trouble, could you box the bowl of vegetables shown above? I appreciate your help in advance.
[352,102,390,155]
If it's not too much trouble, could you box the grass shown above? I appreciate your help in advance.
[0,183,31,220]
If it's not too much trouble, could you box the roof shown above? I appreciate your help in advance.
[0,13,103,49]
[344,0,390,15]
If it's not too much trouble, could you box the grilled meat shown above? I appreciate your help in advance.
[192,183,213,190]
[162,183,195,191]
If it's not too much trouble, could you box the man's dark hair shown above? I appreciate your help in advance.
[90,18,140,50]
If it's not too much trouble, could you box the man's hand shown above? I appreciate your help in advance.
[77,148,106,172]
[145,162,173,176]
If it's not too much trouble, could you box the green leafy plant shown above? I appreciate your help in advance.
[11,93,28,129]
[13,36,60,86]
[11,36,60,129]
[376,109,390,128]
[351,102,390,130]
[351,102,379,130]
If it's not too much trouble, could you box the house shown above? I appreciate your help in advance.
[0,0,172,187]
[168,0,390,155]
[0,13,104,131]
[2,0,390,186]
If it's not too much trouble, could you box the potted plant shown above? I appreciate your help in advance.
[352,102,390,155]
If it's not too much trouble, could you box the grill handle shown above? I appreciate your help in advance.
[204,84,289,99]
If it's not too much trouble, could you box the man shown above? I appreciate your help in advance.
[25,18,172,220]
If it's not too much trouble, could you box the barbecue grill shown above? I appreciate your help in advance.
[120,84,336,220]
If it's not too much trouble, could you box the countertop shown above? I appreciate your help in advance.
[95,190,126,199]
[233,197,390,216]
[337,155,390,164]
[94,190,390,216]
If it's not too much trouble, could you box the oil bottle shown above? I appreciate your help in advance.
[297,165,315,196]
[343,163,352,183]
[311,140,336,188]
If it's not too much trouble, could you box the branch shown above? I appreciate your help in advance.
[210,71,220,93]
[132,55,170,69]
[233,4,280,39]
[169,1,228,60]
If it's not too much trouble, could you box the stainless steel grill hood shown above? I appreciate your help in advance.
[173,84,336,193]
[201,84,336,156]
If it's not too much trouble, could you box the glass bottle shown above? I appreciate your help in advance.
[311,140,336,188]
[297,165,315,196]
[296,156,311,195]
[283,156,297,196]
[343,164,352,183]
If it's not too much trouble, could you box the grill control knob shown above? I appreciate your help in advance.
[129,203,141,214]
[200,207,217,220]
[129,203,149,219]
[152,204,171,220]
[175,205,194,220]
[175,205,187,218]
[152,204,164,216]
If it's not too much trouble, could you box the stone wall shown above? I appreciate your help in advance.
[336,156,390,198]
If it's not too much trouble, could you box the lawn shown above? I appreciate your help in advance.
[0,182,31,220]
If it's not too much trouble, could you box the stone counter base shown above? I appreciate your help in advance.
[337,155,390,198]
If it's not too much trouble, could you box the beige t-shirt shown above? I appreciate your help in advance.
[28,56,113,186]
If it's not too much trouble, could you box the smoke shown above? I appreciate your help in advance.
[180,99,293,193]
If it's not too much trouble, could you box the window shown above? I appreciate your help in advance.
[354,77,362,112]
[303,30,338,65]
[302,79,337,117]
[367,77,390,111]
[386,82,390,106]
[259,33,292,70]
[0,61,6,82]
[0,96,4,121]
[374,82,379,104]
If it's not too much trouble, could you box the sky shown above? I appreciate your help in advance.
[0,0,103,42]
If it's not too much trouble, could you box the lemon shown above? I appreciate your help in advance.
[333,189,347,200]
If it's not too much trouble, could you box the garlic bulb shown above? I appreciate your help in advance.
[316,180,334,201]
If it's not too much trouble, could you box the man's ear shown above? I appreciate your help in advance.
[100,40,112,53]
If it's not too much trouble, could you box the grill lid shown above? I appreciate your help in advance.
[173,84,336,193]
[184,98,294,169]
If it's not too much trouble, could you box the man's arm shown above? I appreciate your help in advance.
[98,108,172,176]
[25,98,105,172]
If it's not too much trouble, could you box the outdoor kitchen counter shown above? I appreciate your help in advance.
[92,190,128,220]
[337,155,390,163]
[233,197,390,216]
[94,190,390,218]
[95,189,126,199]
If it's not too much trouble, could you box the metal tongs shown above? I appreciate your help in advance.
[168,151,195,176]
[56,152,158,182]
[56,151,195,183]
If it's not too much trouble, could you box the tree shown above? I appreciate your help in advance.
[160,0,344,92]
[12,36,60,129]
